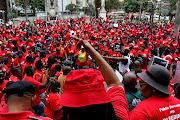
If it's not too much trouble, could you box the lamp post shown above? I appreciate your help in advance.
[62,0,64,20]
[24,0,28,22]
[76,1,79,19]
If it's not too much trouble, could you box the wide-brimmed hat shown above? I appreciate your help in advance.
[59,68,111,107]
[137,65,171,95]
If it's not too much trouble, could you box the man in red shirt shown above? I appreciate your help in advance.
[0,45,7,58]
[52,47,61,57]
[105,46,121,69]
[9,68,21,82]
[13,51,26,71]
[129,43,137,58]
[169,36,179,53]
[34,50,47,66]
[66,42,76,61]
[0,81,51,120]
[173,47,180,64]
[137,45,150,69]
[22,56,34,76]
[24,66,48,116]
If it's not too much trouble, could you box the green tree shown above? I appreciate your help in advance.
[123,0,148,13]
[168,0,177,21]
[123,0,140,13]
[16,0,45,16]
[105,0,120,12]
[83,4,95,17]
[65,4,77,13]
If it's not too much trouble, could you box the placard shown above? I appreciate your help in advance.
[151,56,169,68]
[114,42,121,53]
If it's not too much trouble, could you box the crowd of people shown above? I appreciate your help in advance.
[0,16,179,120]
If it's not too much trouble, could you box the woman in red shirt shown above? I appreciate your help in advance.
[44,78,63,120]
[130,65,180,120]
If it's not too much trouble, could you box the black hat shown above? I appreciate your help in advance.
[2,81,36,96]
[63,60,73,66]
[137,65,171,95]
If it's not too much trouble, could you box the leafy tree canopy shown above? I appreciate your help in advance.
[123,0,148,13]
[168,0,177,15]
[105,0,120,12]
[65,4,77,13]
[83,4,95,16]
[15,0,45,15]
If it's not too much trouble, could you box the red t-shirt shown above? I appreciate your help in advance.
[9,75,20,82]
[23,76,42,106]
[0,101,7,113]
[107,86,129,120]
[33,70,42,81]
[0,80,8,101]
[106,49,121,62]
[130,95,180,120]
[44,93,63,120]
[160,39,169,48]
[52,52,61,57]
[22,62,32,75]
[151,40,160,48]
[1,50,7,58]
[137,50,150,69]
[52,47,65,58]
[173,53,180,63]
[133,43,140,51]
[13,57,26,70]
[163,55,172,65]
[66,46,76,56]
[130,49,137,57]
[170,41,179,51]
[0,111,51,120]
[34,57,47,67]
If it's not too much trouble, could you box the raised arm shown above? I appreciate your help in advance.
[40,69,49,88]
[72,36,121,87]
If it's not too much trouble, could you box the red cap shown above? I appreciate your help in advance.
[59,68,111,107]
[172,34,177,38]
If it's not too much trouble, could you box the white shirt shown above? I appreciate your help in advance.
[118,55,130,73]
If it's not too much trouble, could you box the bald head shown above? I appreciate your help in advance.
[123,72,137,91]
[134,60,140,68]
[122,48,129,56]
